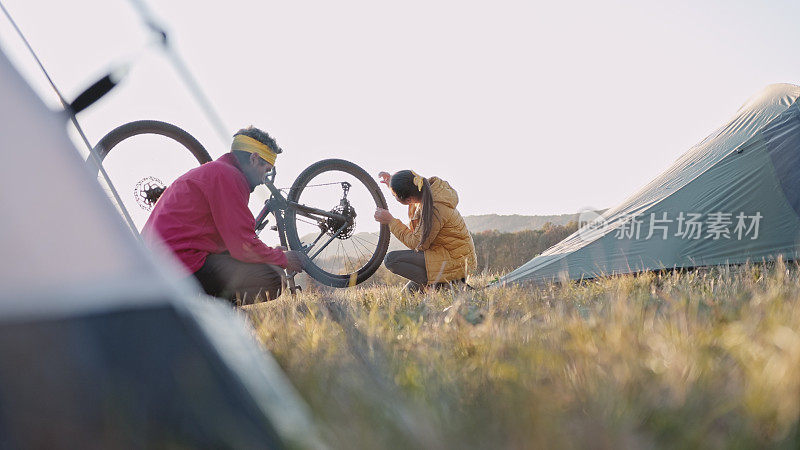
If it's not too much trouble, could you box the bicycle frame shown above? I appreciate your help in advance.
[254,176,353,263]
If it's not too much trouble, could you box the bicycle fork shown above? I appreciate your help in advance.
[286,271,299,296]
[272,206,302,297]
[256,195,302,297]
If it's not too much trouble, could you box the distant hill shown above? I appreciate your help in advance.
[300,211,607,270]
[464,212,604,233]
[300,211,608,263]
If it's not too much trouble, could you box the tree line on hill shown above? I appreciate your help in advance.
[471,221,579,273]
[371,221,579,286]
[464,213,578,233]
[301,220,580,288]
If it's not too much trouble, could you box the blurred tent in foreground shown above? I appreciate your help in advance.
[0,46,319,448]
[502,84,800,285]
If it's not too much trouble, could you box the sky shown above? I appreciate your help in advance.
[1,0,800,227]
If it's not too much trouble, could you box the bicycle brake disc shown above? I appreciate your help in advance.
[135,176,166,211]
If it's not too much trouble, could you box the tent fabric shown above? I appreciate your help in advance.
[0,46,319,448]
[501,84,800,285]
[0,304,283,448]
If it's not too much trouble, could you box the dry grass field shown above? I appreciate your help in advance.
[244,260,800,449]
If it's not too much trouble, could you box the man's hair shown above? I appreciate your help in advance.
[233,126,283,154]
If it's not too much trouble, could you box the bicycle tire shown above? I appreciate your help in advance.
[285,159,390,288]
[87,120,212,174]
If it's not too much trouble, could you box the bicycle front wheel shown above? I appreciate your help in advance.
[88,120,212,230]
[285,159,390,288]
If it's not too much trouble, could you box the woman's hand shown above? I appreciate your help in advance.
[378,171,391,186]
[374,208,394,224]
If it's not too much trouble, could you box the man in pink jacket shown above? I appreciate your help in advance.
[142,126,303,303]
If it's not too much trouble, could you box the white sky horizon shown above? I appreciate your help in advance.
[1,0,799,223]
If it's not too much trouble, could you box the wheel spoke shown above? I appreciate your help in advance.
[336,240,344,275]
[353,234,377,250]
[342,242,354,274]
[352,236,374,260]
[356,233,378,247]
[351,238,368,261]
[308,223,347,260]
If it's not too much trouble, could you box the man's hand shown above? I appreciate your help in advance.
[284,250,304,273]
[374,208,394,224]
[378,171,391,186]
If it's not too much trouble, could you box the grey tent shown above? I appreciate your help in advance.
[0,47,320,448]
[501,83,800,285]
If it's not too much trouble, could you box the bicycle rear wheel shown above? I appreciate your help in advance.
[88,120,212,230]
[284,159,390,288]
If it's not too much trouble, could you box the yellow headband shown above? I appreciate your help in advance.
[410,171,424,191]
[231,134,278,165]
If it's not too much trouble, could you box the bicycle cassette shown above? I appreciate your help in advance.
[326,202,356,239]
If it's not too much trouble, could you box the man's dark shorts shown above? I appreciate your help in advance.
[193,253,284,304]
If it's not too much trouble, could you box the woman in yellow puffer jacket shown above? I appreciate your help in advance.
[374,170,477,291]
